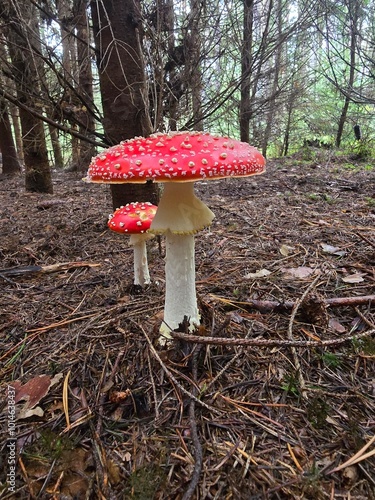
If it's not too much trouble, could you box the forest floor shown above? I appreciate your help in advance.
[0,147,374,499]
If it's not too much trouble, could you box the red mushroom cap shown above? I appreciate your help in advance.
[87,131,265,184]
[108,202,157,234]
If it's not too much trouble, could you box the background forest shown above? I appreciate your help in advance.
[1,0,375,188]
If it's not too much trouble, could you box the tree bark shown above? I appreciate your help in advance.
[2,0,52,192]
[0,99,21,175]
[90,0,159,209]
[73,0,96,171]
[336,0,358,147]
[239,0,254,143]
[262,0,283,157]
[186,0,204,130]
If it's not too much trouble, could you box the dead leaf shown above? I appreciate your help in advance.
[321,243,346,256]
[11,373,63,417]
[245,269,271,279]
[18,406,44,420]
[342,465,359,484]
[107,458,122,485]
[13,375,52,409]
[342,273,366,283]
[329,318,346,333]
[279,244,295,256]
[282,267,315,279]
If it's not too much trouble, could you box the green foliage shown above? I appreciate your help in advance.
[306,193,336,205]
[125,464,166,500]
[307,396,330,428]
[352,336,375,355]
[281,374,300,396]
[23,430,74,462]
[320,351,341,368]
[348,138,374,160]
[307,193,320,202]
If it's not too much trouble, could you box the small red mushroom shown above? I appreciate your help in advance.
[108,202,157,287]
[87,131,265,343]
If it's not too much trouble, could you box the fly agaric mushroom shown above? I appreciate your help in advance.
[86,131,265,343]
[108,202,157,287]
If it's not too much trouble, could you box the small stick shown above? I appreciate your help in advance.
[287,273,322,399]
[170,328,375,348]
[211,294,375,313]
[182,342,203,500]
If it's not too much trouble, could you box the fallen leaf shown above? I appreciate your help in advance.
[320,243,346,256]
[11,373,63,413]
[245,269,271,279]
[107,458,122,485]
[342,465,359,484]
[342,273,366,283]
[329,318,346,333]
[13,375,53,409]
[282,267,315,279]
[279,244,295,256]
[18,406,44,419]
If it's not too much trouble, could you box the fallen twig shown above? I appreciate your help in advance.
[287,273,322,399]
[210,294,375,313]
[0,261,100,277]
[182,340,203,500]
[170,328,375,348]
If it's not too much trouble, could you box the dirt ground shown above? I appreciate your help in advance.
[0,148,374,499]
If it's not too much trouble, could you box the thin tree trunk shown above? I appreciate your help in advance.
[48,125,64,169]
[73,0,96,170]
[262,0,282,157]
[56,0,80,167]
[240,0,254,143]
[336,0,358,147]
[0,99,21,175]
[9,104,23,162]
[2,0,52,192]
[186,0,204,130]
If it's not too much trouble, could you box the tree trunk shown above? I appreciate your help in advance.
[186,0,204,130]
[336,0,358,147]
[0,99,21,175]
[9,104,23,162]
[3,0,52,192]
[56,0,80,169]
[73,0,96,171]
[48,125,64,169]
[262,0,283,157]
[239,0,254,143]
[90,0,159,209]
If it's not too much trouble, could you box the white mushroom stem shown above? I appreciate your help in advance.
[161,231,200,337]
[129,233,154,287]
[150,182,215,342]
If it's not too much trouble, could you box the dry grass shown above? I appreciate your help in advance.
[0,150,374,499]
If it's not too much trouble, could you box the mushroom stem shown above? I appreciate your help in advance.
[150,182,214,343]
[160,231,200,340]
[129,234,153,287]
